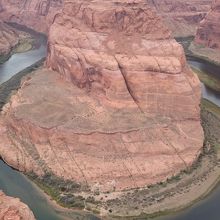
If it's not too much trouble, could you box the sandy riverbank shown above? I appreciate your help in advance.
[1,35,220,219]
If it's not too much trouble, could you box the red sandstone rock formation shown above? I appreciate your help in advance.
[195,0,220,49]
[0,0,63,33]
[0,22,19,56]
[0,0,204,192]
[0,191,35,220]
[147,0,212,37]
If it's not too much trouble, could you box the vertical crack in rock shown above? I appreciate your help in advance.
[114,56,145,114]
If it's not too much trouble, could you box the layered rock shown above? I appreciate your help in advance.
[190,0,220,63]
[195,0,220,49]
[0,0,63,33]
[0,0,204,192]
[0,22,19,56]
[147,0,212,37]
[0,191,35,220]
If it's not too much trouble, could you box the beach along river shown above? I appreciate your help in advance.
[0,24,220,219]
[0,24,100,220]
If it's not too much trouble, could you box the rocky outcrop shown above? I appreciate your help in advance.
[0,0,63,33]
[147,0,212,37]
[189,0,220,63]
[195,0,220,49]
[0,22,19,56]
[0,0,204,193]
[0,191,35,220]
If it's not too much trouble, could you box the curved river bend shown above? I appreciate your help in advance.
[0,26,220,220]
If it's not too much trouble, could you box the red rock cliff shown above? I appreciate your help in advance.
[147,0,212,37]
[0,191,35,220]
[0,22,19,55]
[195,0,220,49]
[0,0,63,33]
[0,0,204,192]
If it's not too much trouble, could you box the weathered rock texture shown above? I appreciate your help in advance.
[189,0,220,63]
[0,22,19,56]
[195,0,220,49]
[0,0,63,33]
[0,191,35,220]
[147,0,212,37]
[0,0,204,192]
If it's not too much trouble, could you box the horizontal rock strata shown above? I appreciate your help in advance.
[0,0,204,192]
[195,0,220,49]
[147,0,212,37]
[0,0,63,33]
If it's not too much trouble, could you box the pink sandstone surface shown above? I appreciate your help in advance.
[189,0,220,63]
[0,191,35,220]
[147,0,212,37]
[0,0,204,193]
[0,0,63,33]
[0,22,19,56]
[195,0,220,49]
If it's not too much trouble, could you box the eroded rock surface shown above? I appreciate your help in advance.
[0,22,19,56]
[0,0,63,33]
[147,0,212,37]
[0,191,35,220]
[189,0,220,63]
[195,0,220,49]
[0,0,204,192]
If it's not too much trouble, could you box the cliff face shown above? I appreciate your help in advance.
[0,0,204,192]
[195,0,220,49]
[0,0,63,33]
[147,0,212,37]
[0,191,35,220]
[0,22,19,55]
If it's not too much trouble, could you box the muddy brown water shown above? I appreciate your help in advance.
[0,25,220,219]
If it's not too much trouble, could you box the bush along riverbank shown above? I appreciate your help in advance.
[1,56,219,219]
[16,97,220,219]
[176,36,220,66]
[0,58,45,110]
[176,36,220,93]
[0,22,47,65]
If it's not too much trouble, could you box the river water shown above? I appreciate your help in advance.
[0,27,220,219]
[0,25,100,220]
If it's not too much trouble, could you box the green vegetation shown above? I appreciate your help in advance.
[0,36,35,65]
[192,66,220,92]
[0,58,45,110]
[201,99,220,155]
[202,99,220,119]
[0,53,11,65]
[27,172,87,209]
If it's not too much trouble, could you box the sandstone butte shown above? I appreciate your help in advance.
[146,0,212,37]
[195,0,220,49]
[0,0,204,194]
[0,0,63,33]
[0,191,35,220]
[0,22,19,56]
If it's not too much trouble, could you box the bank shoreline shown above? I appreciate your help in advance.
[0,32,220,219]
[1,59,220,220]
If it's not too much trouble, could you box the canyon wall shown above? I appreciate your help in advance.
[147,0,212,37]
[0,191,35,220]
[189,0,220,63]
[0,22,19,56]
[195,0,220,49]
[0,0,204,193]
[0,0,63,33]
